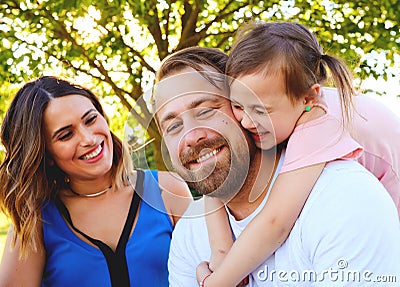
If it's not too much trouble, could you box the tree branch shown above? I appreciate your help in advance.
[176,0,255,49]
[214,32,236,49]
[181,0,199,40]
[114,25,155,73]
[201,0,250,32]
[162,0,173,52]
[139,1,168,59]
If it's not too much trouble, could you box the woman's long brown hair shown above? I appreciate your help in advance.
[0,76,131,257]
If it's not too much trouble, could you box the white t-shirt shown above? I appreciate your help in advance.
[168,156,400,286]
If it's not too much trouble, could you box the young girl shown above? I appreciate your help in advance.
[197,21,374,287]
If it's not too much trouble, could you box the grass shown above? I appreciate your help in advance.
[0,213,10,259]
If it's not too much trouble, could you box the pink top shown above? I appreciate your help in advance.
[281,112,363,173]
[282,87,400,216]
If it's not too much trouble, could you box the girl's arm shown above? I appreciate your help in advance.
[203,163,325,287]
[204,196,234,270]
[0,224,45,286]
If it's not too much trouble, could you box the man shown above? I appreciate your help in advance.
[153,47,400,286]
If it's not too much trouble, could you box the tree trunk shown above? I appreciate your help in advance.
[152,134,167,171]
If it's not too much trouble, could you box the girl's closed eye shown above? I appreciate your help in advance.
[254,107,268,116]
[231,102,243,111]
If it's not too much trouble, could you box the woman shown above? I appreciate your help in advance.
[0,76,192,286]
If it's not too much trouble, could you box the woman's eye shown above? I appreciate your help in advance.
[85,114,97,124]
[59,131,73,141]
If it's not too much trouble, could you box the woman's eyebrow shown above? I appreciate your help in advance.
[52,125,72,140]
[52,108,96,139]
[81,108,96,119]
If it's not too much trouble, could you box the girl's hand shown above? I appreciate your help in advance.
[196,261,250,287]
[196,261,212,286]
[209,248,228,271]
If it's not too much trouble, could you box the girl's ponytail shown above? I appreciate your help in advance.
[320,54,356,125]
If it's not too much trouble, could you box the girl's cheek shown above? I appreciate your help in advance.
[232,108,243,123]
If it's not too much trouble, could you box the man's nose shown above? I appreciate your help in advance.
[182,128,207,148]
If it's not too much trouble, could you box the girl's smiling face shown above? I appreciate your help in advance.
[230,72,306,150]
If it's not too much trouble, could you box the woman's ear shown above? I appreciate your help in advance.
[45,155,55,166]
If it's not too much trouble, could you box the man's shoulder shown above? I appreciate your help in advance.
[310,159,389,201]
[178,197,207,221]
[172,198,208,237]
[323,158,367,173]
[300,159,397,224]
[316,159,380,190]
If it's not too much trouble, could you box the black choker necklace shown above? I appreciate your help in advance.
[69,185,112,198]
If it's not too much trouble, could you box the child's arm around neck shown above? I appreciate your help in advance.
[201,163,325,287]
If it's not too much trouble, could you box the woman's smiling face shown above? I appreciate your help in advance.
[43,94,114,183]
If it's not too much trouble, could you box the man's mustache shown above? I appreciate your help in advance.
[179,136,228,167]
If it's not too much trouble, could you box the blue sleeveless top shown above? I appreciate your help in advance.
[41,170,173,287]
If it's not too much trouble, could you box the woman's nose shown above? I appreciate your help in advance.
[79,127,97,147]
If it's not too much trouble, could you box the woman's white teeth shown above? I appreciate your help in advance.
[82,144,102,160]
[196,148,220,163]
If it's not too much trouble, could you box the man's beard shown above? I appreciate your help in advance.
[177,135,250,202]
